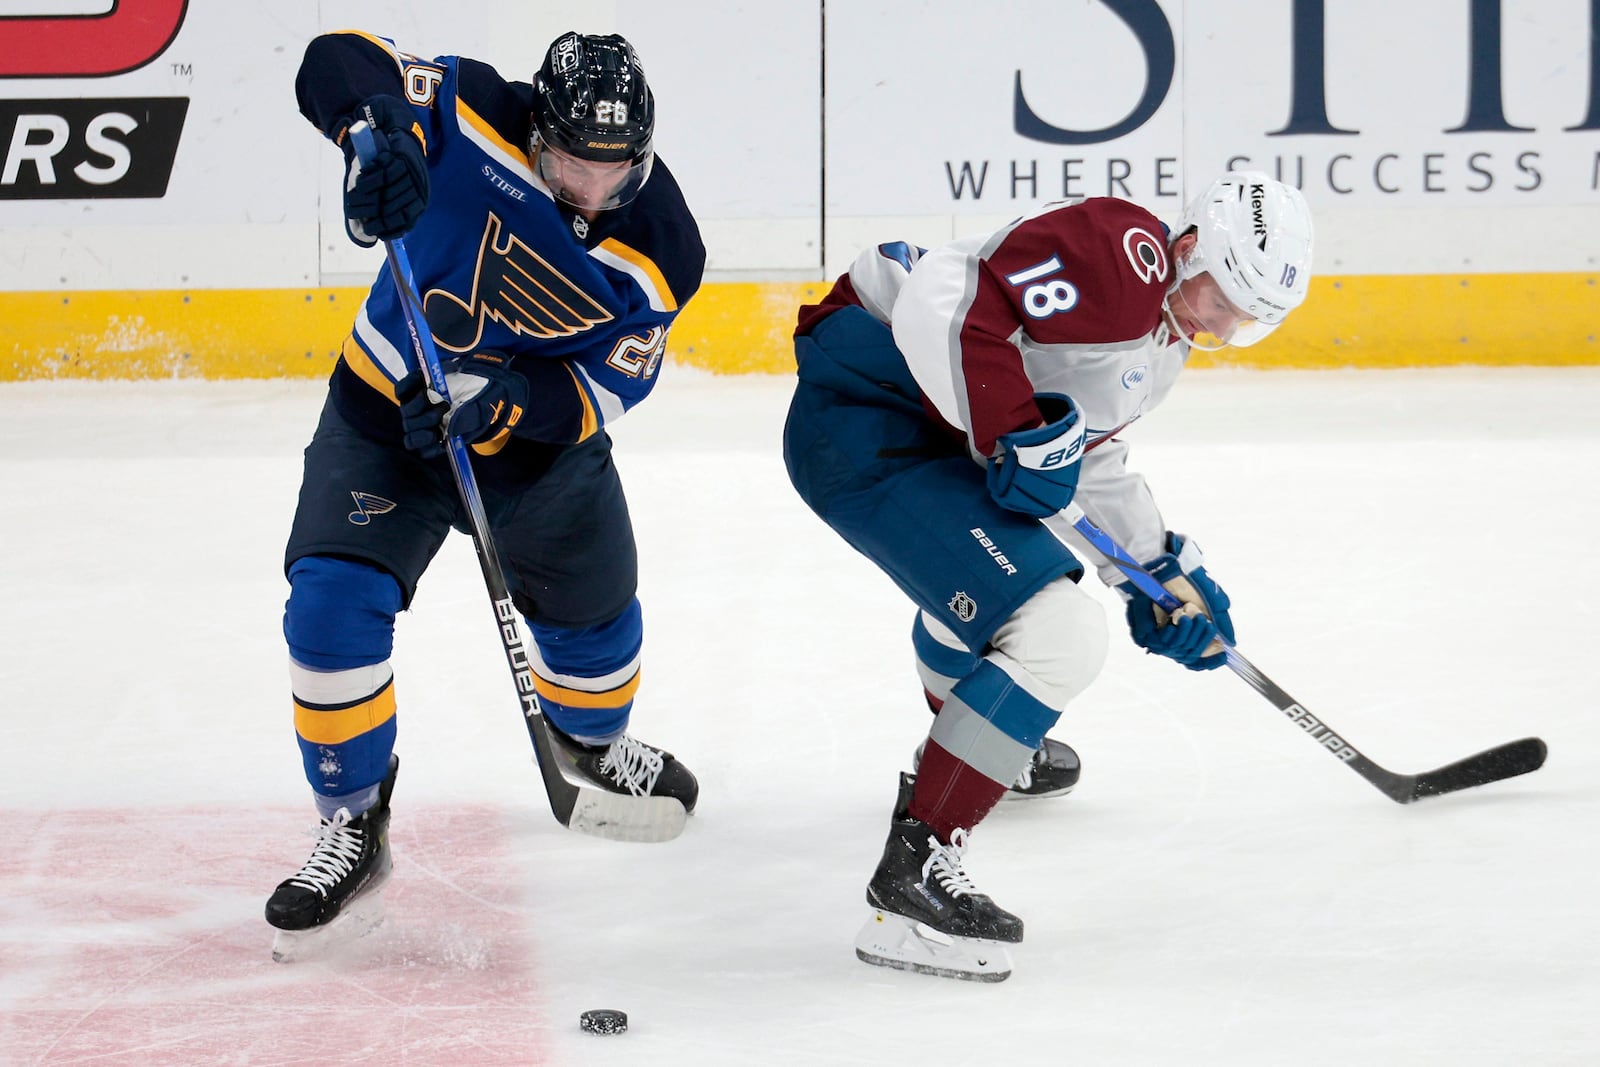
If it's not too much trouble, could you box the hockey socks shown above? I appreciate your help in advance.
[910,657,1059,842]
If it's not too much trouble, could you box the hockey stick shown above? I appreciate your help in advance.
[1045,503,1546,803]
[348,121,686,842]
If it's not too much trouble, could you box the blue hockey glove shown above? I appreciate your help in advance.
[985,393,1086,518]
[340,95,429,246]
[395,352,529,460]
[1120,533,1236,671]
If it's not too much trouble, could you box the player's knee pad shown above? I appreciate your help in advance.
[283,556,402,669]
[987,575,1108,708]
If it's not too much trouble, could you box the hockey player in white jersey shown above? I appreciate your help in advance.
[783,173,1313,980]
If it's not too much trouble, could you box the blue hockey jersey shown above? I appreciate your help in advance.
[295,31,705,469]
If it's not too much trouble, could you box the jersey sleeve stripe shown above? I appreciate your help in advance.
[341,333,401,400]
[349,302,412,389]
[562,363,602,440]
[455,97,535,178]
[591,238,677,313]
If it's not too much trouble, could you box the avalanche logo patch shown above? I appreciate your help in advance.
[1122,227,1168,284]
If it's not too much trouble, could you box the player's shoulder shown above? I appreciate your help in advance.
[987,197,1170,341]
[593,158,706,311]
[1034,196,1172,288]
[450,57,534,144]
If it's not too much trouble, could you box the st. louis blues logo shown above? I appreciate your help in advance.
[348,491,397,526]
[424,213,613,351]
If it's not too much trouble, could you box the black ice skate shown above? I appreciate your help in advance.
[854,773,1022,982]
[913,735,1080,801]
[545,725,698,842]
[265,756,398,962]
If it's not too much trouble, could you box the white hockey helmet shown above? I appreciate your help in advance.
[1170,171,1314,347]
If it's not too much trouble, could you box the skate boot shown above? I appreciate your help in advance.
[854,773,1022,982]
[265,755,398,962]
[547,726,699,812]
[913,735,1080,800]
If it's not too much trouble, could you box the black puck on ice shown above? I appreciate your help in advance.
[579,1008,628,1035]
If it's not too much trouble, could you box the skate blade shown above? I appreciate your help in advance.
[566,792,688,843]
[271,890,388,963]
[853,909,1012,982]
[1001,783,1076,803]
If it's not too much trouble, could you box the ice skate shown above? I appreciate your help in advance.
[546,725,697,842]
[266,756,397,962]
[855,773,1022,982]
[913,735,1080,801]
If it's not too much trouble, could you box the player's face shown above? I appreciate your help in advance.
[1169,270,1251,347]
[535,142,633,211]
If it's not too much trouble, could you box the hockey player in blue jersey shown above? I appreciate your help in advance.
[266,29,705,958]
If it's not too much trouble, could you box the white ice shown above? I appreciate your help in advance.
[1,367,1596,1065]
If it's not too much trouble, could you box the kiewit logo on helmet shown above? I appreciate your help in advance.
[1249,183,1268,241]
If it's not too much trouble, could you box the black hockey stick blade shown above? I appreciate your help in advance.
[1398,736,1548,804]
[520,706,688,842]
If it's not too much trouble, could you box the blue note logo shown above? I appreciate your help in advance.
[348,491,396,526]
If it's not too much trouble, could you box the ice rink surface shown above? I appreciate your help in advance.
[2,366,1597,1065]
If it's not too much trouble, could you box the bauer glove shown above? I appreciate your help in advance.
[985,393,1086,518]
[396,352,529,459]
[339,94,429,246]
[1119,533,1235,671]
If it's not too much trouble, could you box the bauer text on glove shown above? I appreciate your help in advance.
[1119,533,1235,671]
[985,393,1086,518]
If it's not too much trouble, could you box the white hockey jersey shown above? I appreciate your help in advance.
[797,197,1193,580]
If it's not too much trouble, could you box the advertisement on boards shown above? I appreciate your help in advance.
[826,0,1600,215]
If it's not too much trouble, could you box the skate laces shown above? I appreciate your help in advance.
[921,828,980,899]
[1014,752,1037,791]
[600,734,665,796]
[286,808,367,894]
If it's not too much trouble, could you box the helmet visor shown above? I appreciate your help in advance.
[531,135,652,212]
[1168,241,1284,349]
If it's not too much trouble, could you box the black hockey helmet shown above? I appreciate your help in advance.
[531,32,655,210]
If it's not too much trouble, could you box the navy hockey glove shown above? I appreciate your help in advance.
[396,368,448,458]
[340,95,429,246]
[985,393,1086,518]
[1120,533,1236,671]
[395,352,529,459]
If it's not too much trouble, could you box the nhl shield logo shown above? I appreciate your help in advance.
[947,591,977,623]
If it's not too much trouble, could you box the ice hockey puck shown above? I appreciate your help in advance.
[579,1009,628,1035]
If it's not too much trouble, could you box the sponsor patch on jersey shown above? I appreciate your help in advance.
[1122,227,1168,284]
